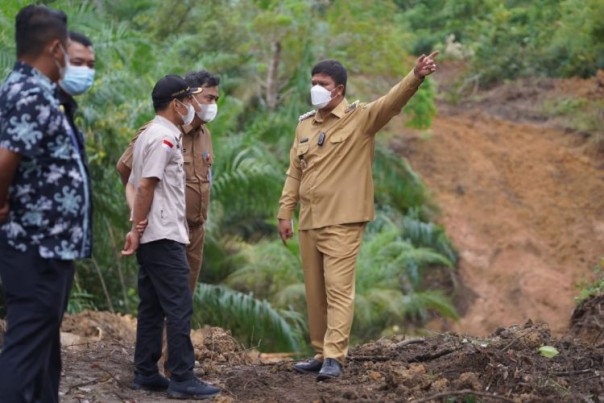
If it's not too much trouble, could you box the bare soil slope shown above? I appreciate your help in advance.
[397,69,604,336]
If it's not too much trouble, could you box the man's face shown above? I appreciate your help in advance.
[194,86,219,105]
[67,41,95,69]
[311,73,343,109]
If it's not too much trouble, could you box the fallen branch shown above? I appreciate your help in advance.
[66,378,103,395]
[347,355,392,362]
[410,347,460,362]
[551,369,597,376]
[349,347,460,363]
[90,363,127,388]
[392,339,427,349]
[410,388,514,403]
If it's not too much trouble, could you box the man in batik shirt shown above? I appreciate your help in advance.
[0,5,91,402]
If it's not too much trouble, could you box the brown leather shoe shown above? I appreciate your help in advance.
[293,358,323,373]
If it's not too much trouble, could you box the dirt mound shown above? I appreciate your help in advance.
[570,293,604,347]
[61,309,137,345]
[192,326,254,368]
[57,316,603,402]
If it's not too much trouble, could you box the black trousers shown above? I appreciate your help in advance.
[0,243,74,403]
[134,239,195,382]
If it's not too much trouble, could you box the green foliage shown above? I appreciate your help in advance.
[192,284,306,352]
[353,211,458,341]
[396,0,603,86]
[574,259,604,303]
[0,0,453,351]
[227,209,459,345]
[541,97,604,150]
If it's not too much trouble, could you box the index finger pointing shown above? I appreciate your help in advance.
[428,51,439,59]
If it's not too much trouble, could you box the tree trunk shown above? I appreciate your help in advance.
[266,41,281,111]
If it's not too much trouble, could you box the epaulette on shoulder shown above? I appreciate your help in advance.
[298,110,316,122]
[345,100,361,113]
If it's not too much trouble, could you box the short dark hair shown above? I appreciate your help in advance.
[69,31,93,47]
[311,60,347,95]
[183,70,220,89]
[15,5,68,58]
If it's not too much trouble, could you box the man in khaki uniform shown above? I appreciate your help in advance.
[117,70,220,293]
[277,52,438,380]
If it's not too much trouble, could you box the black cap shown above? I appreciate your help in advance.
[152,75,193,103]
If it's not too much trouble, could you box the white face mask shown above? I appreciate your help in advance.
[198,103,218,123]
[177,101,195,126]
[310,85,333,109]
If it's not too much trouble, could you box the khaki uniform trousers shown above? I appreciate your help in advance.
[160,223,206,376]
[298,222,366,364]
[186,224,206,294]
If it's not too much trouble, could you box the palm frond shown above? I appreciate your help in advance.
[192,284,306,352]
[402,290,459,322]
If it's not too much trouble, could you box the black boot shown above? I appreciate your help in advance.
[293,358,323,373]
[317,358,342,381]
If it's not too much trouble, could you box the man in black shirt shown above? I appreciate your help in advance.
[57,31,96,151]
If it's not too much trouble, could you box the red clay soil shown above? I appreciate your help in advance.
[396,68,604,337]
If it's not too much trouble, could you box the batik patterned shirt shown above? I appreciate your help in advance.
[0,61,92,259]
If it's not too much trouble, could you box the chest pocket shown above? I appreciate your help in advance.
[164,148,184,187]
[296,142,310,158]
[329,129,354,145]
[183,154,196,182]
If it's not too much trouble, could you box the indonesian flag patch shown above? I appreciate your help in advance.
[162,138,174,151]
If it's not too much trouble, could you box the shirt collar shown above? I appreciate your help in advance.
[313,98,349,123]
[14,61,56,95]
[57,88,78,113]
[180,122,205,136]
[153,115,182,136]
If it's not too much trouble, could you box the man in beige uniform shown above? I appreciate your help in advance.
[121,74,220,399]
[277,53,438,380]
[117,70,220,293]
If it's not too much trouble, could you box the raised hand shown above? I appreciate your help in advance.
[413,51,439,78]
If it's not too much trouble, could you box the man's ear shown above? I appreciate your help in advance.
[47,39,61,57]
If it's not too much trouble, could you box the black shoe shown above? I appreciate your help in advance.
[131,373,170,391]
[167,378,221,400]
[293,358,323,374]
[316,358,342,381]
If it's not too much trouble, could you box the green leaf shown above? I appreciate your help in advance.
[538,345,560,358]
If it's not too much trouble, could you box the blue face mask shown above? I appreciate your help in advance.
[59,65,95,96]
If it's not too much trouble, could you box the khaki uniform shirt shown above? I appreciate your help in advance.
[129,115,188,244]
[182,124,213,228]
[119,122,213,229]
[277,70,423,230]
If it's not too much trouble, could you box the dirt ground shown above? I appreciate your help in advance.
[56,308,602,402]
[4,64,604,401]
